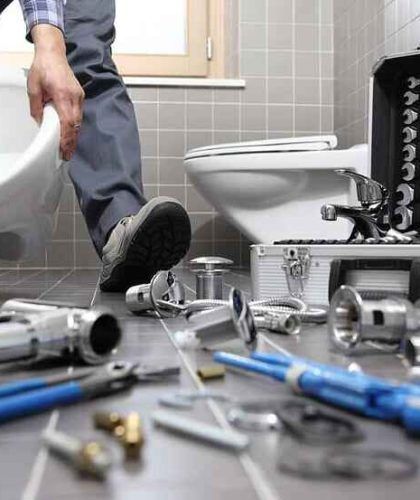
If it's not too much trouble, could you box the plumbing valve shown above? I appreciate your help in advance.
[174,288,257,350]
[125,270,185,318]
[189,256,233,300]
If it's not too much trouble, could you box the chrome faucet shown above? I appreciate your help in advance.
[321,170,391,241]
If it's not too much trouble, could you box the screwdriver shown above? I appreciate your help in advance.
[42,428,113,479]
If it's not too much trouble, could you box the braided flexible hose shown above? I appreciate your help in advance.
[184,297,327,324]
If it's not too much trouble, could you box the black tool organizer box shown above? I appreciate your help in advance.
[371,50,420,232]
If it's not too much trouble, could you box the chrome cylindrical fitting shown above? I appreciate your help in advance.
[328,286,413,353]
[190,256,233,300]
[125,271,185,318]
[254,312,301,335]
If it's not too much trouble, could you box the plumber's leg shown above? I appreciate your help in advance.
[63,0,147,255]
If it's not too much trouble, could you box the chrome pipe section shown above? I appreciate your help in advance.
[0,300,122,365]
[174,289,257,350]
[328,285,420,354]
[189,256,233,300]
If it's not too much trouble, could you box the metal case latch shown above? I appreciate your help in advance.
[282,248,311,298]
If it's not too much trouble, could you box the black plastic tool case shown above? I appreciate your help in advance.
[371,50,420,231]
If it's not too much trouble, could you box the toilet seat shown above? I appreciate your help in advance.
[185,135,338,160]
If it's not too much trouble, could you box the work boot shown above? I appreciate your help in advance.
[100,197,191,292]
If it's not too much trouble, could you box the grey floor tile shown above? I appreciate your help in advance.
[1,269,419,500]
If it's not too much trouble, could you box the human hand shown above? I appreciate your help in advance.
[28,25,85,160]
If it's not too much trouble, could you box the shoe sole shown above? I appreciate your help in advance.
[99,201,191,292]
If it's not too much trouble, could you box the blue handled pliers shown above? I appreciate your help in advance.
[0,361,180,424]
[213,351,420,435]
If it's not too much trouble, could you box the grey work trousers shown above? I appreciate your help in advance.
[64,0,146,255]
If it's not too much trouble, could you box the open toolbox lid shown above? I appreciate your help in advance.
[370,49,420,233]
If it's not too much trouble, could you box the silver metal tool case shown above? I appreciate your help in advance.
[251,51,420,306]
[251,242,420,306]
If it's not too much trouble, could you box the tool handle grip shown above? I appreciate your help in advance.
[0,382,83,423]
[0,378,48,398]
[214,351,287,381]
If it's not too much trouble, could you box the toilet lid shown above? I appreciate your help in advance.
[185,135,338,160]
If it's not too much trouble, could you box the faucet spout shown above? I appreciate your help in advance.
[321,170,391,241]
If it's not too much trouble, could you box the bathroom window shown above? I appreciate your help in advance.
[0,0,226,78]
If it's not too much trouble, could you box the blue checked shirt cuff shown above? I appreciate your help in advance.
[19,0,65,42]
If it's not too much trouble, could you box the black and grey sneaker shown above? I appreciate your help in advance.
[99,197,191,292]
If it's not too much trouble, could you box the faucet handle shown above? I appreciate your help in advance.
[335,169,388,207]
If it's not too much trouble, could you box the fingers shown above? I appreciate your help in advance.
[55,87,85,161]
[27,79,44,125]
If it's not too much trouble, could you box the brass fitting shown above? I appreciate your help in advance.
[93,411,143,460]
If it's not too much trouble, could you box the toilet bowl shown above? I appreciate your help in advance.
[0,66,63,260]
[185,136,369,243]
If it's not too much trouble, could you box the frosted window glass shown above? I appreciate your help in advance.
[0,0,188,55]
[114,0,187,55]
[0,2,33,53]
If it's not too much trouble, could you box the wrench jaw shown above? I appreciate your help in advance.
[401,162,417,182]
[394,206,413,231]
[403,144,417,162]
[403,109,419,125]
[407,76,420,90]
[402,126,418,144]
[404,90,420,106]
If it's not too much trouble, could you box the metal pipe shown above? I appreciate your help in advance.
[0,301,122,365]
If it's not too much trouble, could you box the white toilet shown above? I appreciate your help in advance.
[185,136,369,243]
[0,66,63,260]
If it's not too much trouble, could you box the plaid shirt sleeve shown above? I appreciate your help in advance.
[18,0,64,41]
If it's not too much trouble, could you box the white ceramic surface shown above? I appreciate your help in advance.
[185,137,369,243]
[0,66,63,261]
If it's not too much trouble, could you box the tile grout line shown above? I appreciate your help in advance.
[89,273,101,307]
[159,277,281,500]
[158,318,280,500]
[21,411,60,500]
[21,270,75,500]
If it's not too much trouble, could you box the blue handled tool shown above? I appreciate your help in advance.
[213,351,420,435]
[0,368,94,398]
[0,361,180,424]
